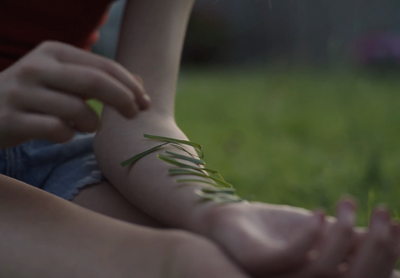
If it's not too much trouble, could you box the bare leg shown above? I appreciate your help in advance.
[72,180,164,228]
[0,174,178,278]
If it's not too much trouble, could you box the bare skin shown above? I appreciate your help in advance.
[0,172,398,278]
[0,174,250,278]
[0,34,250,277]
[93,0,400,276]
[73,180,400,278]
[0,0,399,276]
[0,41,150,149]
[72,180,164,228]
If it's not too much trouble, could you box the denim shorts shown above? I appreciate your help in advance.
[0,133,107,200]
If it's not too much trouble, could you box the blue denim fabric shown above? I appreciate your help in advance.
[0,133,106,200]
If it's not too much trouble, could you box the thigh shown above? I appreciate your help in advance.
[0,174,170,278]
[72,180,165,228]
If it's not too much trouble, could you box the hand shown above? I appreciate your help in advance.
[276,206,400,278]
[0,41,151,148]
[203,201,324,276]
[203,199,400,277]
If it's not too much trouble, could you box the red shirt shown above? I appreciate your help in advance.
[0,0,113,71]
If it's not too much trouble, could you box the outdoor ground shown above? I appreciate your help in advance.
[89,67,400,227]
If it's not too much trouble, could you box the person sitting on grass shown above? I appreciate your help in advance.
[0,0,399,277]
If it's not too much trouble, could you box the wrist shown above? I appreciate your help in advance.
[193,201,251,237]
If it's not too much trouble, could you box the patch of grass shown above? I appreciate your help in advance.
[175,68,400,226]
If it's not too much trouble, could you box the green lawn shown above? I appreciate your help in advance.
[90,68,400,226]
[176,68,400,226]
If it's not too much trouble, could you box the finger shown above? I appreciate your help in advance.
[390,222,400,258]
[133,74,144,87]
[368,213,400,278]
[345,209,395,278]
[39,64,140,119]
[7,112,76,143]
[310,199,355,277]
[378,222,400,278]
[13,89,100,133]
[348,227,368,256]
[42,42,151,110]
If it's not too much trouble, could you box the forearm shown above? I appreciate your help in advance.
[94,0,219,233]
[94,112,220,234]
[114,0,195,117]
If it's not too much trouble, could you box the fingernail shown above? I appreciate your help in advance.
[371,209,390,228]
[138,94,151,111]
[340,199,356,211]
[144,94,151,103]
[338,200,356,224]
[377,209,391,221]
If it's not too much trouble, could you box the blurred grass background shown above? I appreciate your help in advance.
[88,67,400,226]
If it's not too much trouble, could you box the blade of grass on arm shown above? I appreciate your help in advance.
[169,168,233,188]
[144,134,204,158]
[158,154,219,174]
[194,190,242,203]
[201,187,236,194]
[121,142,169,167]
[170,143,200,159]
[166,147,226,182]
[165,151,205,165]
[121,133,242,204]
[175,179,219,187]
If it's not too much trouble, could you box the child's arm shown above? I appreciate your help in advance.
[93,1,400,277]
[95,0,211,233]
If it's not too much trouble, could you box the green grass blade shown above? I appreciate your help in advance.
[199,167,219,174]
[176,179,219,187]
[121,142,169,167]
[201,187,236,194]
[144,134,204,158]
[169,169,233,188]
[165,151,205,165]
[158,155,218,174]
[170,143,199,159]
[194,190,242,203]
[214,172,226,182]
[121,133,242,203]
[158,154,205,172]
